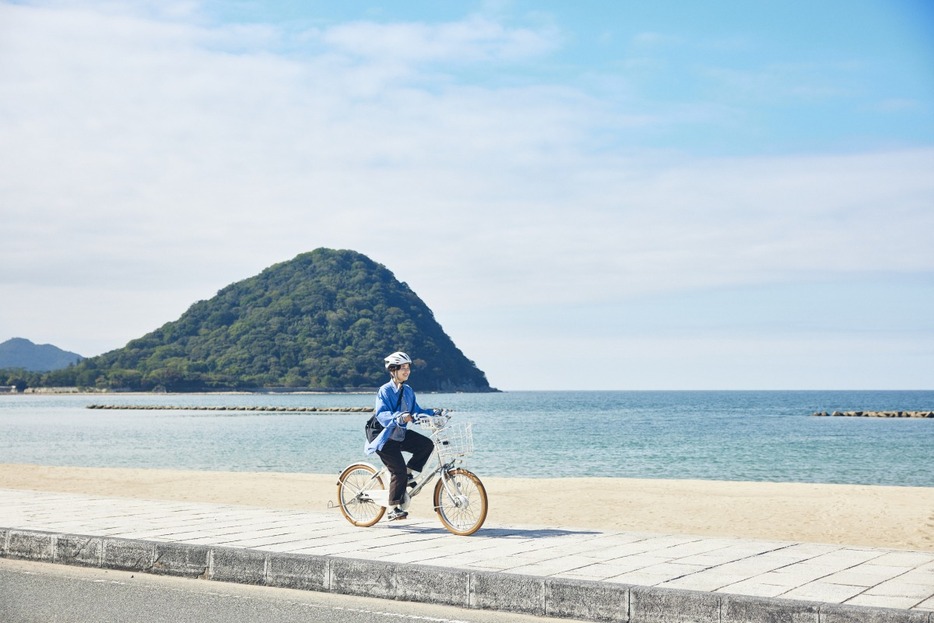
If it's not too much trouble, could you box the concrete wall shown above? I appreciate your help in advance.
[2,528,929,623]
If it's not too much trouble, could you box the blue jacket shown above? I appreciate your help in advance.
[364,381,432,455]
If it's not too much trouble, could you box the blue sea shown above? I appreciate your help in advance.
[0,391,931,487]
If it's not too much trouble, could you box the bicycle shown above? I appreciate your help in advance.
[335,413,488,536]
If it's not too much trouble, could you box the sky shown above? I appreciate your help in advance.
[1,0,932,390]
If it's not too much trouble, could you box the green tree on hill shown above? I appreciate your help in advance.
[42,249,493,392]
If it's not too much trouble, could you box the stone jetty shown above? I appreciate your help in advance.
[86,405,372,413]
[812,410,934,418]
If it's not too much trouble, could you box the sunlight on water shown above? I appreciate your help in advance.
[1,391,932,486]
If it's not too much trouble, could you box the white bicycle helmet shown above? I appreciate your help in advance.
[384,351,412,370]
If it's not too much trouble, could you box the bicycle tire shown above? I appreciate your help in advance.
[337,462,386,527]
[433,468,488,536]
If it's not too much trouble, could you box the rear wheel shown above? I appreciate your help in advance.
[433,468,487,536]
[337,463,386,527]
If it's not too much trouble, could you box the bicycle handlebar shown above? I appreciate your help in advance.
[413,411,451,430]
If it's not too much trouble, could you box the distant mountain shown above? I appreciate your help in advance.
[0,338,83,372]
[43,248,494,392]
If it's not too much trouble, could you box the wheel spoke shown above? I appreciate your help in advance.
[433,469,487,536]
[337,463,386,527]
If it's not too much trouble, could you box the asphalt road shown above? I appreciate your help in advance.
[0,558,582,623]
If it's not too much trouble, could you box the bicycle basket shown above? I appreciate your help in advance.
[432,422,474,461]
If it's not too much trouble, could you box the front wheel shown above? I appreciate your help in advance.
[337,462,386,527]
[433,468,488,536]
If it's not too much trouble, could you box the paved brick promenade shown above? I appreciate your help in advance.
[1,488,932,622]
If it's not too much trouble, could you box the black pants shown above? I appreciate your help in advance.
[376,430,434,506]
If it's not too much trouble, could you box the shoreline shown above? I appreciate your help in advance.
[1,463,932,552]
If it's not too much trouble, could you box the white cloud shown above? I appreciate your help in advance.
[322,15,558,64]
[700,61,863,102]
[480,331,934,390]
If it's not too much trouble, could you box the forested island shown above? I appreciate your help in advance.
[0,338,83,372]
[2,249,493,393]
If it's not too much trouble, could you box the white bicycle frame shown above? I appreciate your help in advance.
[358,414,469,510]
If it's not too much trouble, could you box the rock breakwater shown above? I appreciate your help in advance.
[86,404,372,413]
[812,410,934,418]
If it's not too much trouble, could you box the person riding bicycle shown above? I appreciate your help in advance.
[364,351,436,521]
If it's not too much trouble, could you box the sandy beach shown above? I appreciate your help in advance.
[1,463,932,552]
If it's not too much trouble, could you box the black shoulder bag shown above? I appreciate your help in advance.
[365,385,405,443]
